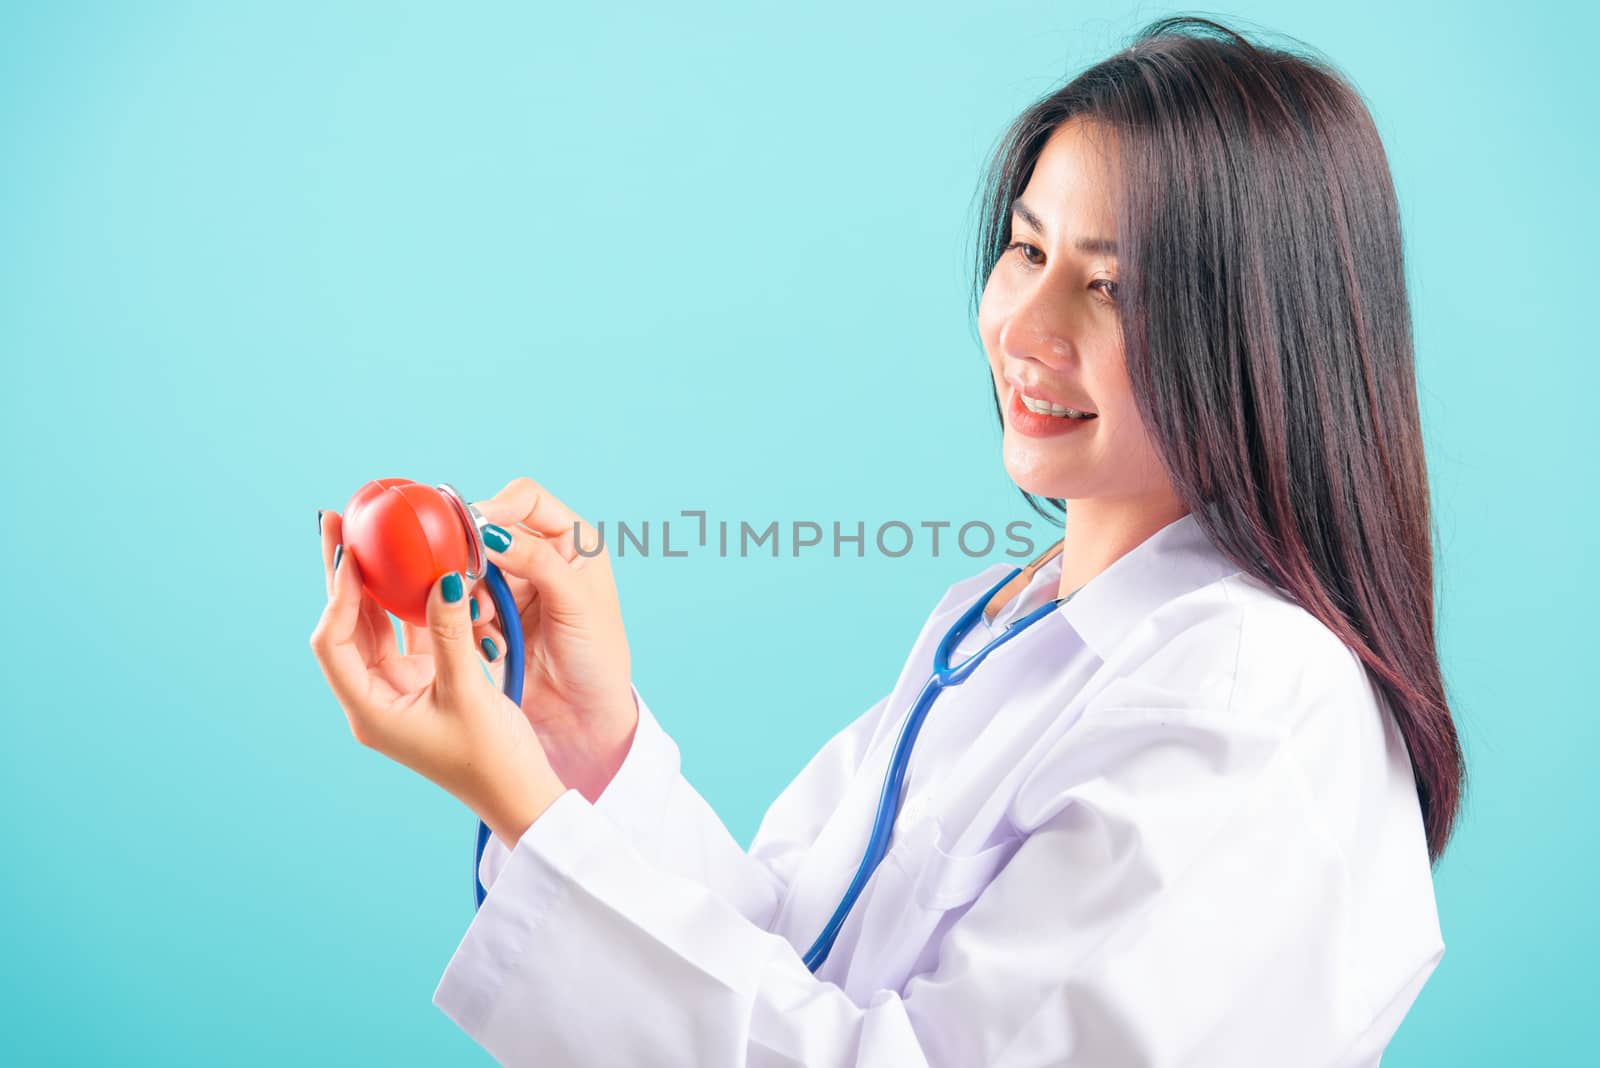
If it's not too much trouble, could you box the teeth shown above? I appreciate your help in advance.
[1021,394,1095,419]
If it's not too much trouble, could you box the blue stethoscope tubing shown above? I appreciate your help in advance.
[801,564,1066,972]
[468,557,1068,976]
[473,560,526,910]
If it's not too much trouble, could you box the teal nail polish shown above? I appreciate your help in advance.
[483,523,513,552]
[332,544,343,571]
[480,636,499,661]
[469,596,480,621]
[441,571,463,603]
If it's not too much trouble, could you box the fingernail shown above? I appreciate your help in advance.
[480,636,499,661]
[469,596,479,621]
[441,571,463,603]
[333,544,344,571]
[317,509,325,535]
[483,523,513,552]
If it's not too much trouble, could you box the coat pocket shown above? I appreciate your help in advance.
[911,825,1023,911]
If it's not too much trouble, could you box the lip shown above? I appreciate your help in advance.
[1005,387,1098,438]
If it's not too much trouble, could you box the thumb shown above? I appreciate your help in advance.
[425,570,479,700]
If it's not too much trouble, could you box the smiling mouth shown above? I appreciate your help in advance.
[1018,392,1096,420]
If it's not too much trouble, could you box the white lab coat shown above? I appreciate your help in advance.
[432,512,1444,1066]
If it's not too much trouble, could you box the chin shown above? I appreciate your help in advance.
[1002,450,1074,501]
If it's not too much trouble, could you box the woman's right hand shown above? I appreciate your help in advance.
[399,476,639,804]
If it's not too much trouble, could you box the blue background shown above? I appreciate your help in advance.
[2,1,1591,1062]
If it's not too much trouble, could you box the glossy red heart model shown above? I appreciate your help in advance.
[339,478,479,627]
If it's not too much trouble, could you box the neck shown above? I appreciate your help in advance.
[1054,495,1191,601]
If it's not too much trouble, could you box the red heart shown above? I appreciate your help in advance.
[340,478,475,627]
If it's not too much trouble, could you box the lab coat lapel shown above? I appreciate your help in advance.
[1055,512,1242,661]
[768,512,1241,989]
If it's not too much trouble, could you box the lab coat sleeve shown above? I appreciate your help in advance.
[476,683,892,931]
[434,669,1409,1066]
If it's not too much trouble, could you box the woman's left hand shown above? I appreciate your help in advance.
[310,513,568,847]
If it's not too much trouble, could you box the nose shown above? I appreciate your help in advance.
[996,284,1080,370]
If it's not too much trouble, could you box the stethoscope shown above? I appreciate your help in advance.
[471,557,527,910]
[460,503,1073,976]
[800,548,1073,971]
[337,479,1074,970]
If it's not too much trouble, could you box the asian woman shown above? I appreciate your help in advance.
[311,15,1464,1066]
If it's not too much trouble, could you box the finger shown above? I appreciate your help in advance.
[472,604,509,652]
[359,588,402,667]
[468,584,495,627]
[402,582,487,659]
[320,509,402,668]
[472,477,589,541]
[309,547,379,740]
[473,619,508,689]
[468,562,545,635]
[320,510,344,599]
[468,591,510,667]
[478,523,588,620]
[425,569,480,703]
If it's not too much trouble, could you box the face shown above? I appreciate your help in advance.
[979,119,1175,507]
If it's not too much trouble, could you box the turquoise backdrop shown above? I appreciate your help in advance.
[2,1,1591,1063]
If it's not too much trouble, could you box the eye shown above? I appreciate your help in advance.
[1090,278,1119,304]
[1002,240,1044,266]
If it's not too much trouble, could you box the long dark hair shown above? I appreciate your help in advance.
[968,15,1464,862]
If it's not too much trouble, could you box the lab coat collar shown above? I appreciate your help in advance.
[1050,511,1242,661]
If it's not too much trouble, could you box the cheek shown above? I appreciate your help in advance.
[976,273,1008,348]
[977,308,1001,378]
[1098,393,1168,487]
[1083,333,1133,409]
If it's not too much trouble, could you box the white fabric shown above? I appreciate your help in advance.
[433,511,1444,1066]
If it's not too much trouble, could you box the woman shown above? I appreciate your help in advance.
[311,16,1463,1065]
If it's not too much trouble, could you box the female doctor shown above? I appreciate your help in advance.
[310,17,1464,1067]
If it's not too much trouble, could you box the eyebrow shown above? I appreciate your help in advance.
[1011,200,1118,256]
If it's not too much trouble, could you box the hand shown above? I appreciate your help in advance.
[398,477,639,804]
[312,511,567,847]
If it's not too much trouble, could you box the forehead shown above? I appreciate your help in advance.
[1016,119,1121,229]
